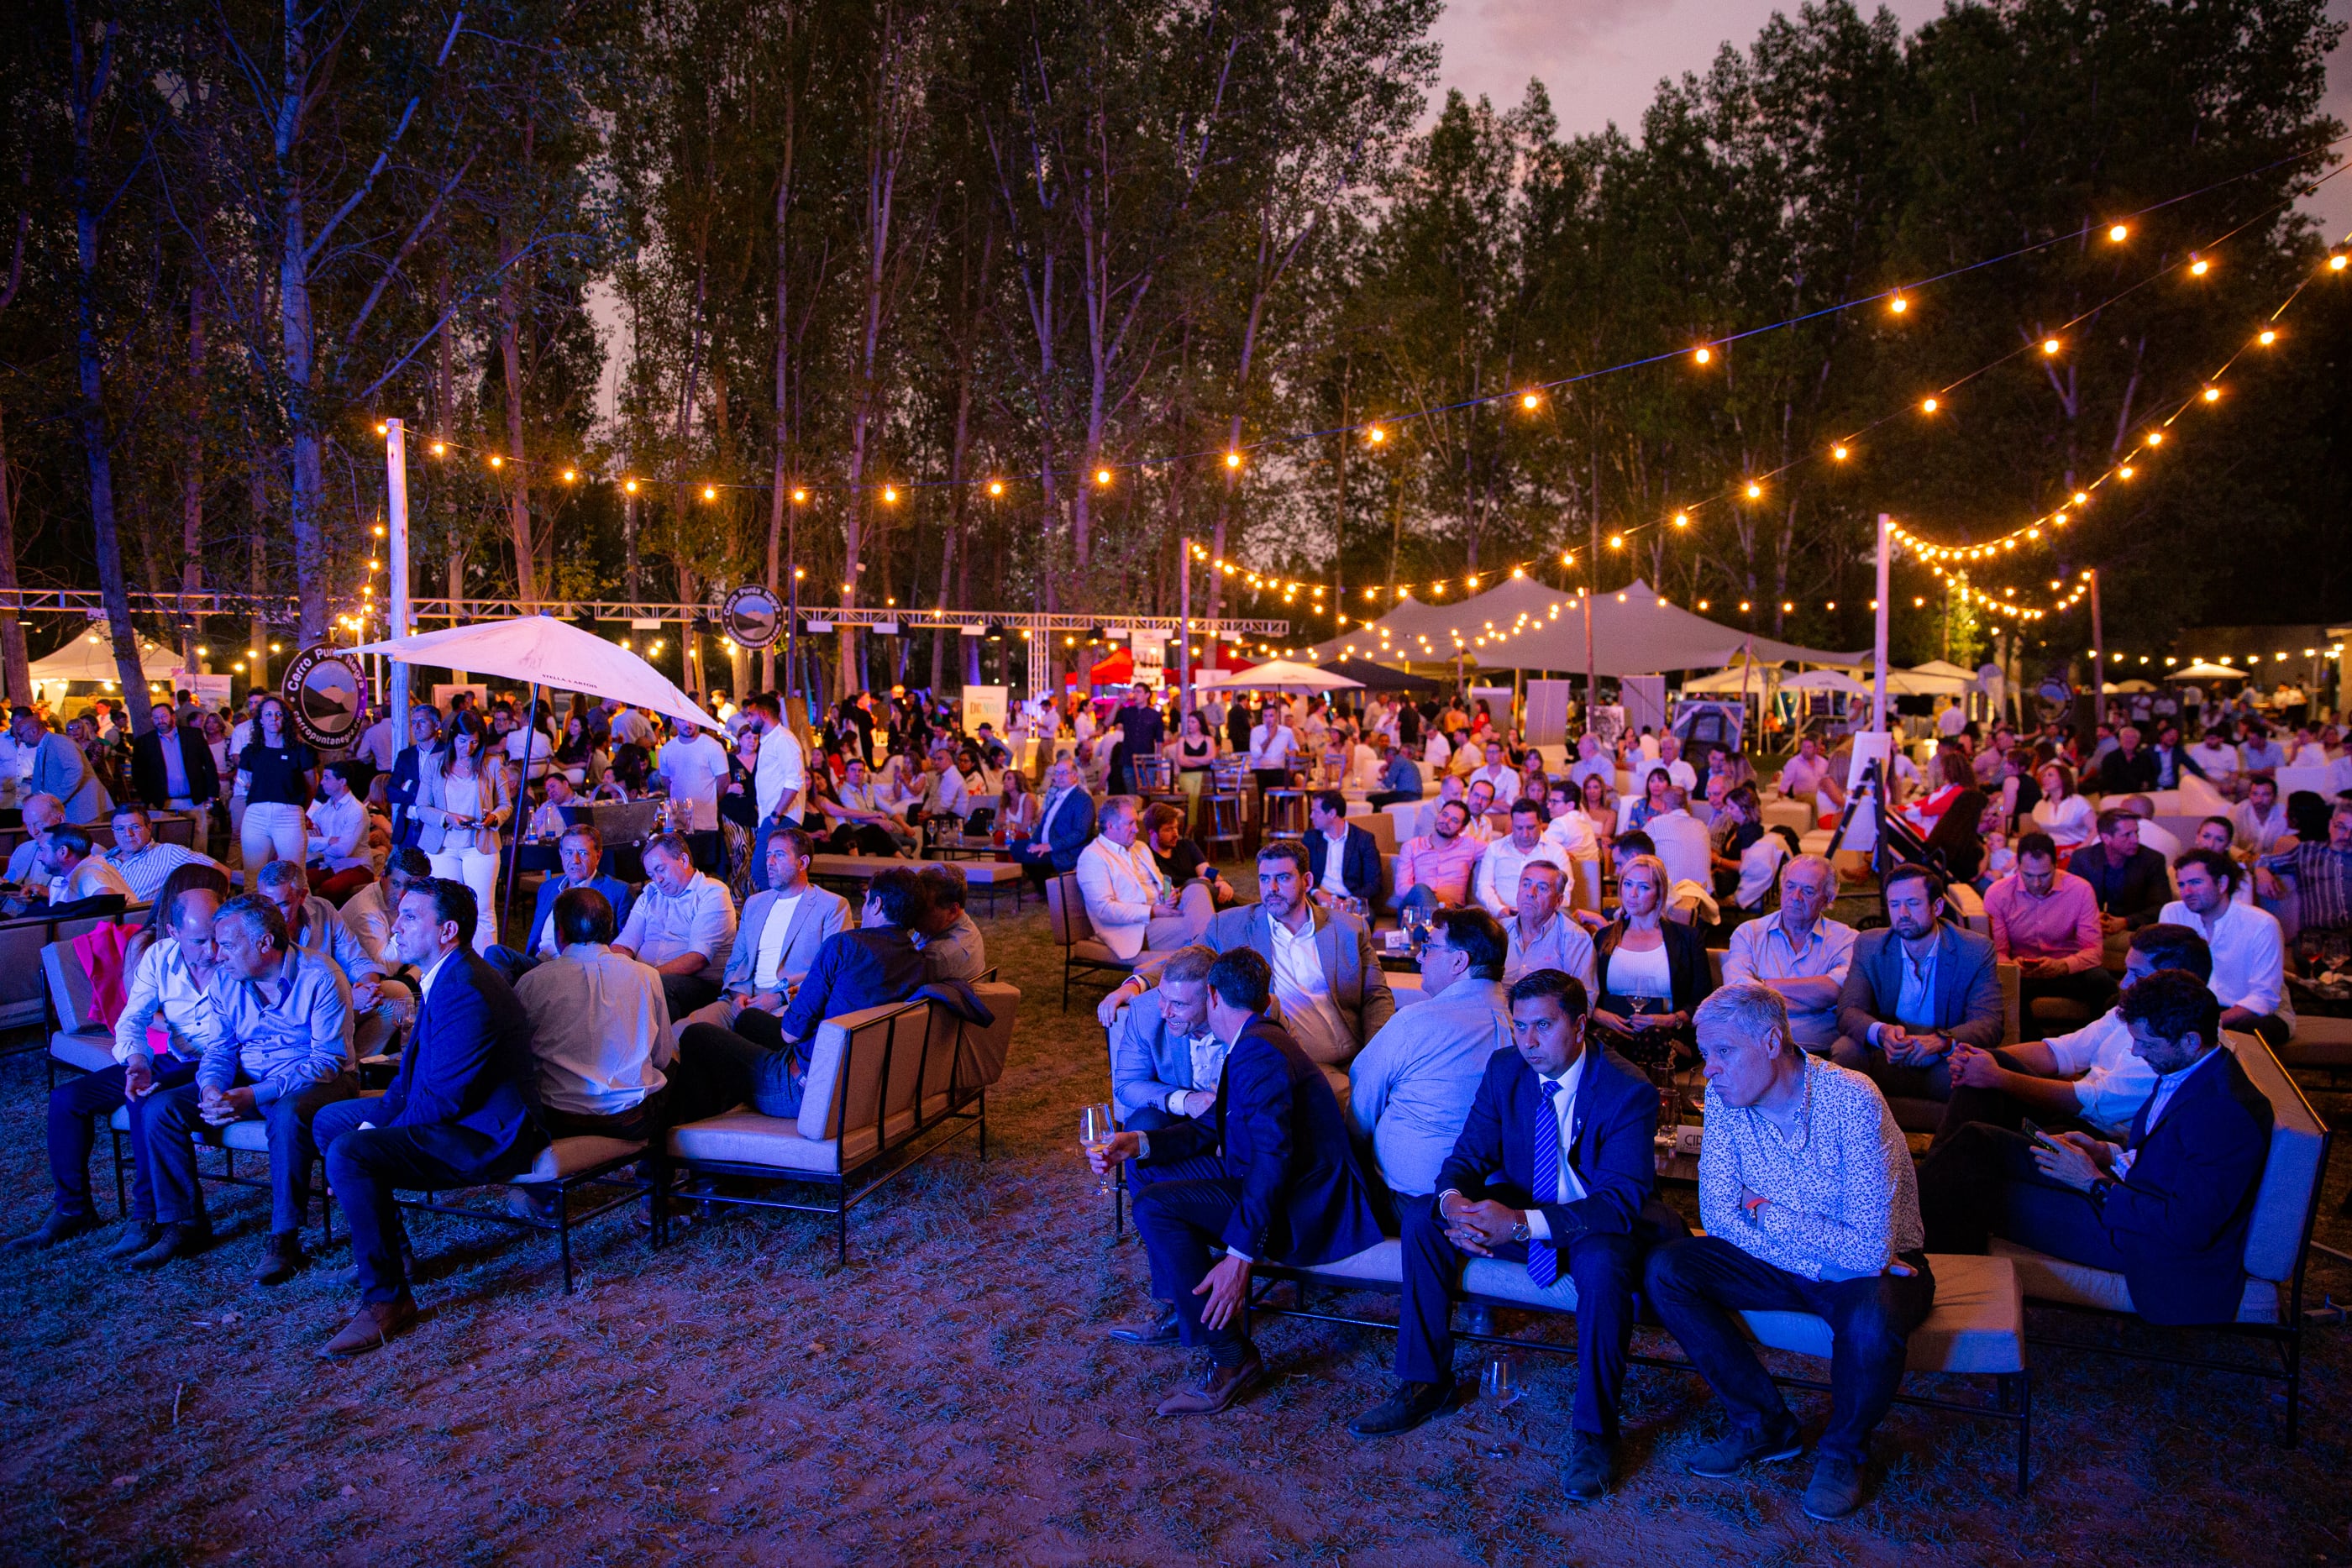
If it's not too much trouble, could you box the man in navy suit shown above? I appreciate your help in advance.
[1305,790,1381,907]
[1088,947,1383,1415]
[312,878,545,1356]
[1019,757,1097,892]
[1834,862,2003,1107]
[1919,968,2273,1325]
[1349,969,1670,1502]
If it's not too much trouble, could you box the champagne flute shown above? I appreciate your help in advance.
[1080,1102,1118,1194]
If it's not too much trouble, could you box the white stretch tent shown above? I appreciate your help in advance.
[1781,669,1872,696]
[1311,577,1865,675]
[351,616,722,732]
[2169,661,2246,682]
[1194,658,1363,695]
[28,626,183,692]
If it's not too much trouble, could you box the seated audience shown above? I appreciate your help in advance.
[1472,797,1567,919]
[516,888,677,1142]
[22,825,132,916]
[1347,908,1515,1203]
[1089,948,1382,1415]
[102,804,223,905]
[1410,774,1467,840]
[1590,853,1712,1073]
[139,895,355,1282]
[1144,802,1233,906]
[305,761,376,901]
[1832,861,2003,1105]
[1075,795,1214,961]
[1500,859,1598,994]
[1393,799,1483,913]
[1935,923,2208,1147]
[254,857,408,1058]
[1645,983,1930,1522]
[674,868,927,1120]
[612,832,738,1019]
[2257,796,2352,944]
[8,883,224,1253]
[2097,725,2160,795]
[1352,969,1669,1502]
[2118,795,2181,869]
[488,825,638,979]
[2069,809,2171,949]
[915,863,988,983]
[711,827,851,1020]
[2030,762,2094,851]
[2164,849,2290,1046]
[1721,855,1857,1055]
[1920,969,2273,1326]
[1305,789,1381,908]
[1985,831,2114,1033]
[340,847,432,972]
[17,706,112,821]
[312,878,544,1355]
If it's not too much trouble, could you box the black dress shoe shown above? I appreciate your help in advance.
[129,1221,212,1272]
[1109,1304,1181,1346]
[1347,1377,1459,1438]
[6,1209,101,1251]
[1561,1431,1615,1502]
[105,1222,164,1260]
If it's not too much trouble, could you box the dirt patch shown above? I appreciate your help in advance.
[3,898,2349,1565]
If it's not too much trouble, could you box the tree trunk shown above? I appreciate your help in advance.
[0,406,30,704]
[180,275,206,667]
[273,0,328,645]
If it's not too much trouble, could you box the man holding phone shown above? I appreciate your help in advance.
[1919,969,2273,1327]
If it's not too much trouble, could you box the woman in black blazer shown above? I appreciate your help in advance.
[1590,853,1716,1074]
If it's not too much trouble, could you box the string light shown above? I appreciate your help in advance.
[1367,426,1386,444]
[1693,346,1712,365]
[1920,396,1940,414]
[2041,338,2061,355]
[2189,256,2210,276]
[1225,451,1243,469]
[1887,294,1908,314]
[1095,468,1112,486]
[702,485,717,500]
[1830,445,1849,461]
[2108,223,2129,243]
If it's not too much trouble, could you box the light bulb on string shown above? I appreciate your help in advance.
[2108,223,2129,243]
[1693,346,1712,366]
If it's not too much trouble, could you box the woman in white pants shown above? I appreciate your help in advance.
[421,713,512,952]
[235,695,318,872]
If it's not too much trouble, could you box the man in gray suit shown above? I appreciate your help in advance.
[13,709,110,824]
[1834,861,2004,1108]
[701,828,850,1029]
[1096,840,1394,1078]
[1109,943,1224,1126]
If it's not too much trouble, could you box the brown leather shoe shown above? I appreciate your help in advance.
[318,1293,419,1358]
[1154,1348,1263,1416]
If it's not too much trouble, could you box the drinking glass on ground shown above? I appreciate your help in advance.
[1479,1353,1520,1408]
[1080,1103,1117,1195]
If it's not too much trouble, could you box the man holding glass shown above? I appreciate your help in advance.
[1085,948,1382,1415]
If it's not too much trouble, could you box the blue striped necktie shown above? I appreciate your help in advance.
[1526,1078,1564,1287]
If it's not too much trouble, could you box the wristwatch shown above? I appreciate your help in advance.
[1508,1219,1531,1244]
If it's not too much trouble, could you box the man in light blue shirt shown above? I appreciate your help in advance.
[1348,907,1514,1200]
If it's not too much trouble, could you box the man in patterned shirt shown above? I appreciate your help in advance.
[2258,796,2352,947]
[102,803,225,905]
[1644,983,1932,1523]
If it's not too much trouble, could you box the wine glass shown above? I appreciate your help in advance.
[1080,1103,1117,1195]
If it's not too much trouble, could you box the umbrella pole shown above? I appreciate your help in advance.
[500,683,538,946]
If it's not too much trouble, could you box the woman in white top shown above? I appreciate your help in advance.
[2030,760,2096,851]
[421,712,512,951]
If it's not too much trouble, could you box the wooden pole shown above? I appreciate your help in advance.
[385,421,412,744]
[1872,513,1892,734]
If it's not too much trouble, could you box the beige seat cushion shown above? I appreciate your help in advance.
[667,1109,843,1176]
[2280,1014,2352,1069]
[1989,1237,2281,1325]
[50,1030,117,1074]
[1068,940,1136,969]
[511,1135,645,1184]
[1276,1235,1590,1314]
[1740,1253,2024,1375]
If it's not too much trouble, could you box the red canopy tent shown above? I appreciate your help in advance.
[1079,643,1255,686]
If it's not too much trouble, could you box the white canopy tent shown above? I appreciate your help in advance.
[351,616,721,732]
[1194,658,1363,695]
[1310,577,1866,675]
[2169,661,2246,682]
[27,625,184,694]
[1780,669,1872,696]
[1680,657,1786,694]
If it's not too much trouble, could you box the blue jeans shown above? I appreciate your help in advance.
[1392,884,1441,915]
[47,1059,200,1220]
[145,1072,359,1234]
[1644,1235,1935,1463]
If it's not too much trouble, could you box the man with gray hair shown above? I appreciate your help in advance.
[253,857,410,1057]
[1643,982,1929,1523]
[1720,855,1857,1053]
[1103,943,1226,1347]
[1075,795,1214,962]
[3,791,64,886]
[134,894,356,1282]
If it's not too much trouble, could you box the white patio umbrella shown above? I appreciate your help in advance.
[350,615,721,732]
[1194,658,1364,694]
[1780,669,1871,696]
[2168,661,2246,682]
[351,615,722,931]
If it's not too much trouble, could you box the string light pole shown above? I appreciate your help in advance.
[1872,513,1893,732]
[1178,533,1193,717]
[2088,567,2106,730]
[383,420,412,739]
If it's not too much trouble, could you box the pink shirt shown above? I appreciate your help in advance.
[1984,869,2103,973]
[1395,831,1484,906]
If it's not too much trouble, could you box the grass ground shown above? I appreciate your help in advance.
[3,886,2350,1566]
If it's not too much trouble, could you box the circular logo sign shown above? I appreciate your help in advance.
[281,644,370,750]
[722,585,783,650]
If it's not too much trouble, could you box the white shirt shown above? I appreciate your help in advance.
[2188,740,2239,776]
[2042,1007,2157,1135]
[1247,722,1294,771]
[2160,897,2291,1024]
[1467,763,1520,800]
[751,892,806,990]
[753,722,806,822]
[1519,1046,1591,1240]
[1318,831,1352,899]
[1267,911,1352,1065]
[1541,809,1600,861]
[50,857,132,905]
[1424,732,1451,773]
[1473,833,1566,917]
[1656,758,1698,792]
[307,791,372,871]
[1937,705,1967,737]
[657,733,732,821]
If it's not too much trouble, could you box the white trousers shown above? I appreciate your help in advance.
[240,802,307,873]
[428,845,502,952]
